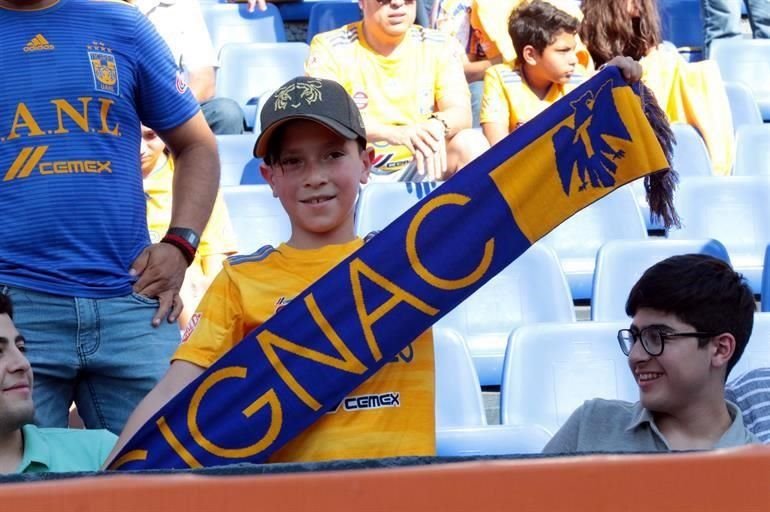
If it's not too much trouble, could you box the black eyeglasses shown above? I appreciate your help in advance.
[617,327,716,357]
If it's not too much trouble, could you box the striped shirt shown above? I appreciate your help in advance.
[0,0,199,297]
[726,368,770,443]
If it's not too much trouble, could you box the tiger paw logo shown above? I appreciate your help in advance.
[87,41,120,96]
[552,80,631,195]
[274,296,292,314]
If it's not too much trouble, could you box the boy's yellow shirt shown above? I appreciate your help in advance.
[175,238,436,462]
[306,22,468,179]
[480,63,575,130]
[144,157,237,267]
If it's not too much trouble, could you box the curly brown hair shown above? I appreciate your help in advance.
[579,0,662,66]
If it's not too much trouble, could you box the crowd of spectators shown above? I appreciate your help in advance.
[0,0,769,474]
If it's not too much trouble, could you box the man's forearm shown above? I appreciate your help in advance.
[436,104,471,138]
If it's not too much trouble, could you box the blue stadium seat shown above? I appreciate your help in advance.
[667,176,770,292]
[216,42,309,129]
[202,3,286,54]
[222,185,292,253]
[724,81,763,134]
[216,134,264,186]
[437,244,575,387]
[734,125,770,177]
[278,0,356,22]
[354,182,440,236]
[540,186,648,300]
[728,313,770,382]
[670,122,713,176]
[711,39,770,121]
[500,321,637,434]
[762,246,770,311]
[306,1,361,43]
[658,0,705,60]
[434,327,552,455]
[592,239,731,321]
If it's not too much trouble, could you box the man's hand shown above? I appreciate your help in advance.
[604,56,643,83]
[246,0,267,12]
[130,243,188,326]
[385,121,447,180]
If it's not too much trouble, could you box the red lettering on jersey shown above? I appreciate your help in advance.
[181,312,201,343]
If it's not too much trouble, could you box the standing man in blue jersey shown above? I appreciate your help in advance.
[0,0,219,434]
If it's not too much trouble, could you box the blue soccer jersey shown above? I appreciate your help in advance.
[0,0,200,297]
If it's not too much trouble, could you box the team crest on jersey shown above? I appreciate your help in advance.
[181,312,202,343]
[87,42,119,96]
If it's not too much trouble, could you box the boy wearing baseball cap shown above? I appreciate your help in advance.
[108,77,436,464]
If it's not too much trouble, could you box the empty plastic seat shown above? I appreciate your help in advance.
[222,185,292,253]
[216,134,263,186]
[540,186,648,300]
[500,322,637,434]
[711,39,770,121]
[668,176,770,292]
[434,327,552,455]
[734,125,770,177]
[306,1,361,43]
[724,81,763,134]
[437,243,575,386]
[216,42,309,130]
[658,0,705,60]
[762,246,770,312]
[728,313,770,382]
[354,182,440,236]
[592,239,730,321]
[670,123,713,176]
[202,3,286,54]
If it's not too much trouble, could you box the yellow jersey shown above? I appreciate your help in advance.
[640,48,734,176]
[306,22,469,179]
[175,238,436,462]
[480,63,575,130]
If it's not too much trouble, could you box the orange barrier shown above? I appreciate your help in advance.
[2,446,770,511]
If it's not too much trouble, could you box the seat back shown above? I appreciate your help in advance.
[670,123,713,176]
[222,185,292,253]
[734,125,770,177]
[501,322,637,433]
[216,134,263,186]
[354,182,440,236]
[434,328,486,428]
[438,244,575,386]
[592,239,730,321]
[729,313,770,382]
[202,3,285,54]
[711,39,770,121]
[216,42,309,130]
[540,186,647,300]
[724,81,763,134]
[658,0,705,58]
[668,176,770,292]
[307,1,362,43]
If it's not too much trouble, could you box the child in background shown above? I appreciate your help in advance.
[141,126,237,326]
[480,0,580,145]
[580,0,735,176]
[112,78,435,464]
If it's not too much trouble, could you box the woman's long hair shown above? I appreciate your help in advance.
[579,0,662,66]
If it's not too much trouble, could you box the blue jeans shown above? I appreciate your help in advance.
[200,97,245,135]
[1,285,180,434]
[701,0,770,55]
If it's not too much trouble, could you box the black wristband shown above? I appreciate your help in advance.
[161,233,196,266]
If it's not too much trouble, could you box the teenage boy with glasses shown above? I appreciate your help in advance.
[543,254,758,454]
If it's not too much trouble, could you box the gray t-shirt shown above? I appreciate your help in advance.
[543,398,757,454]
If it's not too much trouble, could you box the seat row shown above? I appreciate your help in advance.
[219,179,770,384]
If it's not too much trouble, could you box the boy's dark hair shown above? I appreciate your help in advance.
[508,0,579,65]
[0,293,13,319]
[625,254,755,378]
[265,122,367,166]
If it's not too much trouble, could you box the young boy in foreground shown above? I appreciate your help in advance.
[108,77,435,464]
[544,255,758,453]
